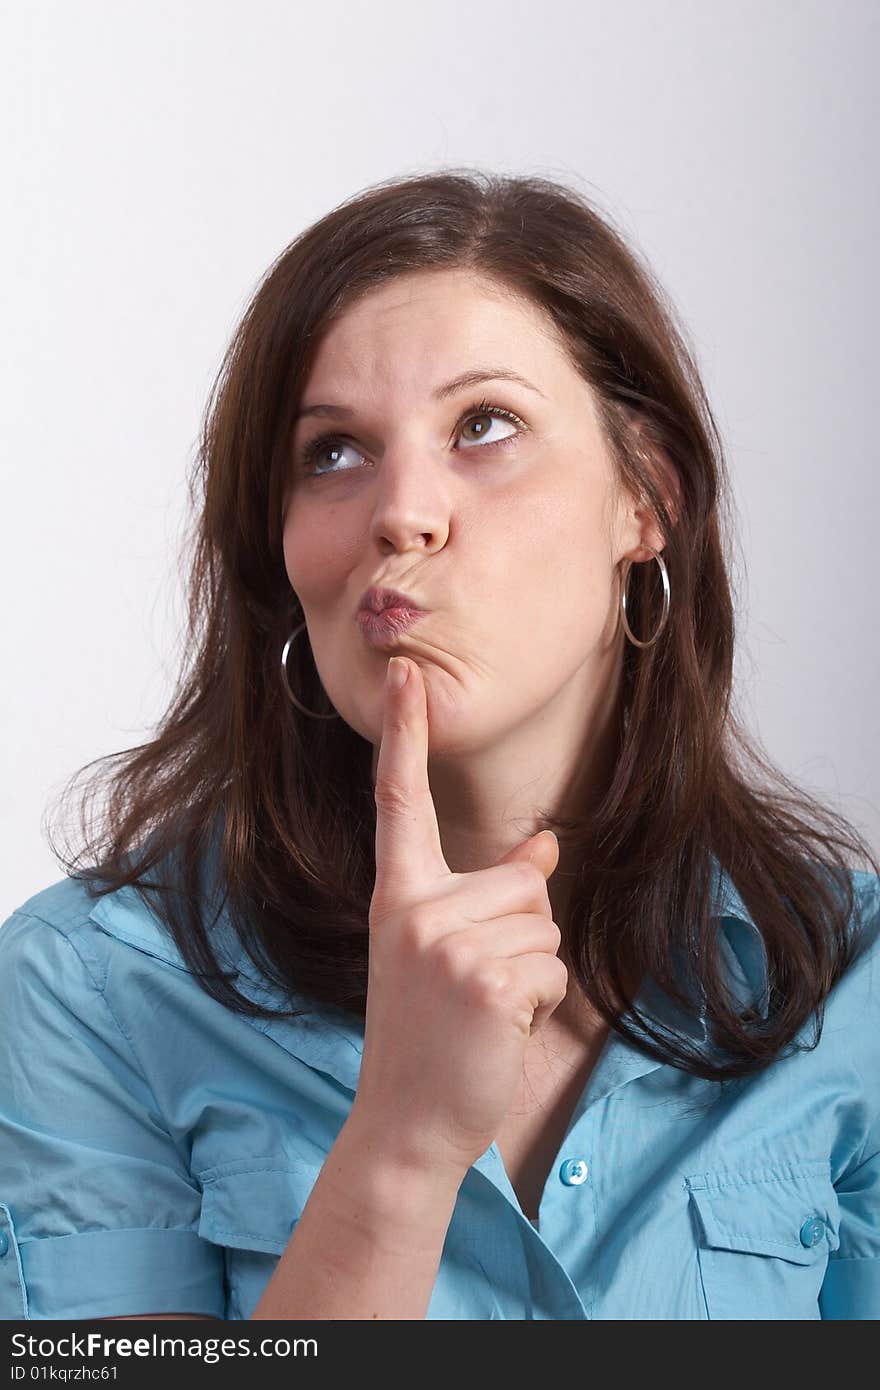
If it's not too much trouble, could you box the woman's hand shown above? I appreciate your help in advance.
[349,655,567,1184]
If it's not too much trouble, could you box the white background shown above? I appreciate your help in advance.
[2,0,877,906]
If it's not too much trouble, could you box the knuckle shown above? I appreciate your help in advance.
[470,961,509,1005]
[373,779,410,818]
[399,909,436,954]
[517,860,545,894]
[435,932,473,977]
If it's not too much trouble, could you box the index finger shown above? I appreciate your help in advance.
[373,656,448,897]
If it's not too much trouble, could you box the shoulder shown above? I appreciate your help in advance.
[0,880,136,1084]
[1,876,105,987]
[4,873,98,938]
[0,875,244,1106]
[0,872,197,998]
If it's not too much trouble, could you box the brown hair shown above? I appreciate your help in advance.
[47,167,879,1081]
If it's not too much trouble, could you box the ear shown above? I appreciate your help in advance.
[626,415,682,538]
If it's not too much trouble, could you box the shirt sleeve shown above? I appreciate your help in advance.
[0,909,225,1319]
[819,879,880,1320]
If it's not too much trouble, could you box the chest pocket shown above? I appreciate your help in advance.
[685,1159,841,1320]
[197,1158,323,1255]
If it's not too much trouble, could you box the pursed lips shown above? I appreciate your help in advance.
[358,584,425,615]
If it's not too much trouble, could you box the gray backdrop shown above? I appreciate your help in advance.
[2,0,877,903]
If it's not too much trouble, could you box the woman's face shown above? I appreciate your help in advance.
[282,267,645,757]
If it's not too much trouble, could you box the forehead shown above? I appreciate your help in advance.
[302,269,572,396]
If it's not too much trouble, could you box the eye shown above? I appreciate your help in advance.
[296,398,528,479]
[456,404,523,450]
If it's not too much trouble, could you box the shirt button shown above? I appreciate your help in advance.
[799,1216,826,1247]
[559,1158,589,1186]
[0,1230,8,1257]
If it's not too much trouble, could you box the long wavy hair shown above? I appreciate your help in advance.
[46,167,879,1081]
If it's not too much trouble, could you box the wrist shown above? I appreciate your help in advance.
[334,1108,467,1215]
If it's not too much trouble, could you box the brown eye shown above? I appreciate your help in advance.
[456,403,525,451]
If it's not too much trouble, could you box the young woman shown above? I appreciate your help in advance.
[1,169,877,1321]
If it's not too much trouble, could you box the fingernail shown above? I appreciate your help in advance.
[387,657,408,690]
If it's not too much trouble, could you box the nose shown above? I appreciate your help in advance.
[367,443,451,555]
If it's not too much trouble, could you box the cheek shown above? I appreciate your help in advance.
[282,511,351,598]
[489,512,612,668]
[490,477,609,603]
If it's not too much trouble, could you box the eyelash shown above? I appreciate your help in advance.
[296,397,528,478]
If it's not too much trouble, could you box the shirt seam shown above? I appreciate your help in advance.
[684,1160,829,1191]
[199,1161,320,1185]
[198,1224,283,1244]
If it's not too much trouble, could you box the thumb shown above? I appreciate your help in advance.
[496,829,560,881]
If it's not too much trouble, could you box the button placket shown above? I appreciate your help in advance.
[537,1116,599,1318]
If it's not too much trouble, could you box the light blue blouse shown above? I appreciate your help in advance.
[0,863,878,1320]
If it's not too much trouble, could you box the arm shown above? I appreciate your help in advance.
[0,912,225,1320]
[250,1112,465,1320]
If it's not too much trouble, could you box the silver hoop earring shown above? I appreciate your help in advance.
[620,544,671,649]
[280,621,341,719]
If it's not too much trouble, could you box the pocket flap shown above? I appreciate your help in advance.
[198,1159,324,1255]
[685,1160,841,1265]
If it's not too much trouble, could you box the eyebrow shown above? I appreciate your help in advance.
[294,368,546,423]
